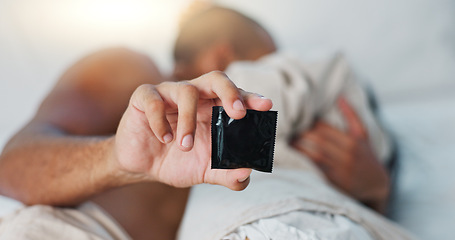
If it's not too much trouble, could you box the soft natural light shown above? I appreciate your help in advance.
[81,0,151,24]
[58,0,176,29]
[12,0,189,47]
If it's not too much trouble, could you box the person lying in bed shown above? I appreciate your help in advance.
[0,48,273,239]
[170,5,412,240]
[173,4,393,213]
[0,5,410,240]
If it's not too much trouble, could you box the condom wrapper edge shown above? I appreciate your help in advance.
[211,106,277,173]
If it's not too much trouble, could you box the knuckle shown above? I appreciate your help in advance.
[157,81,172,89]
[208,70,228,79]
[131,84,154,104]
[178,82,199,96]
[135,84,153,95]
[147,99,165,113]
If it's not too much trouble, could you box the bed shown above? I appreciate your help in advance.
[1,0,454,239]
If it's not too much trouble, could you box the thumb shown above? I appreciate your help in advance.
[204,168,252,191]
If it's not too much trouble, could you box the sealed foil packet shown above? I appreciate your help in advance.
[211,106,277,173]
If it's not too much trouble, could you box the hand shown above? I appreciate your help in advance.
[291,97,389,212]
[113,71,273,191]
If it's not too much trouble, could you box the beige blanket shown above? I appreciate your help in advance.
[177,53,414,240]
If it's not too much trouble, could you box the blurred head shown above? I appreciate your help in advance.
[173,6,277,80]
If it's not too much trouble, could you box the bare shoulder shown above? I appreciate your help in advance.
[33,47,166,135]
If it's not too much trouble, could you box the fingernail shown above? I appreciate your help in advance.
[181,134,193,148]
[257,94,268,99]
[163,133,173,143]
[238,175,250,183]
[233,99,244,111]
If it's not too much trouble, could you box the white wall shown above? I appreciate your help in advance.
[0,0,191,149]
[222,0,455,100]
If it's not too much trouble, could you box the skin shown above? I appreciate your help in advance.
[0,6,390,239]
[175,44,390,212]
[0,48,273,239]
[172,7,390,213]
[291,98,389,213]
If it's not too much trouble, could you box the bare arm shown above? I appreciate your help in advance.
[0,48,162,205]
[0,48,273,206]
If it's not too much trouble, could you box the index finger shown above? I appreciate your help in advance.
[337,97,368,139]
[190,71,273,119]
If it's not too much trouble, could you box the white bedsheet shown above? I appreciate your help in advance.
[0,197,22,217]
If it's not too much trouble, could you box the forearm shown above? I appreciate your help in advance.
[0,49,169,206]
[0,124,140,206]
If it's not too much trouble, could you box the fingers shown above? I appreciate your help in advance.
[338,97,367,138]
[175,83,199,151]
[204,168,252,191]
[130,84,173,143]
[293,132,345,169]
[311,122,354,150]
[292,121,362,168]
[133,71,273,151]
[241,91,273,112]
[192,71,246,119]
[292,137,325,163]
[155,81,200,151]
[190,71,273,119]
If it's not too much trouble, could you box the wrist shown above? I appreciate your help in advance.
[103,136,150,188]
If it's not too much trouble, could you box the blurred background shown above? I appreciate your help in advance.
[0,0,454,239]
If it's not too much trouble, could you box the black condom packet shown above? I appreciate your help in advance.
[211,106,277,173]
